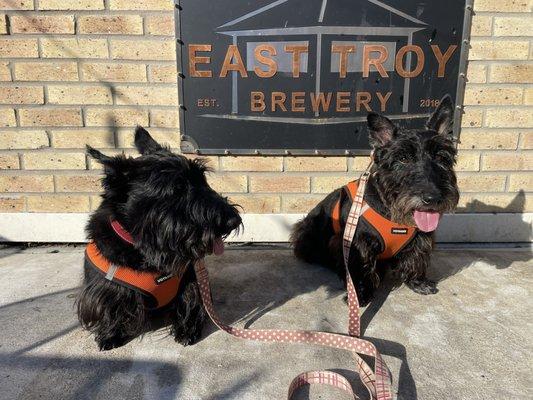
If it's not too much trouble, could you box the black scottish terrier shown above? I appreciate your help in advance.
[77,127,241,350]
[291,96,459,305]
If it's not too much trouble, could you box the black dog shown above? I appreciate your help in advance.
[77,127,241,350]
[291,96,459,305]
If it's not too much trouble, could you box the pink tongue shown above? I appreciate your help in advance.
[213,237,225,256]
[413,210,441,232]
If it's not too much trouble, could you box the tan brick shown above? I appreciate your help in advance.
[0,175,54,192]
[458,193,532,213]
[109,0,173,10]
[14,62,78,81]
[474,0,532,12]
[116,128,179,149]
[250,176,309,193]
[312,176,349,193]
[110,39,175,61]
[525,88,533,105]
[221,157,283,172]
[228,195,280,213]
[0,130,48,149]
[24,152,86,170]
[114,86,178,106]
[85,108,149,127]
[469,40,529,60]
[508,174,533,191]
[494,17,533,36]
[0,196,25,211]
[41,38,108,58]
[285,157,347,172]
[39,0,104,10]
[0,62,10,81]
[55,174,102,192]
[27,195,90,212]
[145,15,174,36]
[207,174,247,193]
[78,15,143,35]
[520,132,533,149]
[0,14,7,34]
[471,15,493,37]
[53,129,114,148]
[282,195,323,213]
[461,108,483,128]
[457,174,506,192]
[351,156,373,171]
[485,108,533,128]
[464,86,523,106]
[48,85,112,105]
[149,109,178,128]
[483,152,533,171]
[0,39,38,58]
[19,108,82,127]
[455,152,480,171]
[458,130,519,150]
[90,194,102,210]
[0,86,43,104]
[490,64,533,83]
[183,154,219,170]
[0,109,16,127]
[148,64,176,83]
[466,63,487,84]
[81,63,146,82]
[0,0,33,10]
[10,15,75,34]
[0,154,19,169]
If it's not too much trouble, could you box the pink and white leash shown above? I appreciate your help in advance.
[194,160,393,399]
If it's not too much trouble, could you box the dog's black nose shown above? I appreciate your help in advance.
[421,193,439,204]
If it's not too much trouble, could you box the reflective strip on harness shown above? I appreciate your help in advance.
[85,242,180,309]
[331,180,417,260]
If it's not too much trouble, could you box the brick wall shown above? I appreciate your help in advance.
[0,0,531,215]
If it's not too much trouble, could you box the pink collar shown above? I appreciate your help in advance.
[110,219,135,245]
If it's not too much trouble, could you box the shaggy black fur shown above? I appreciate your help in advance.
[291,96,459,306]
[77,127,241,350]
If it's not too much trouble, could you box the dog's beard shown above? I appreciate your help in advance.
[390,189,459,229]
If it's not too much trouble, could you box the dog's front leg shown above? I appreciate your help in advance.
[395,234,438,295]
[171,269,206,346]
[348,232,382,306]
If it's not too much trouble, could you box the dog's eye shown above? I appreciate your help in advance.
[398,156,409,164]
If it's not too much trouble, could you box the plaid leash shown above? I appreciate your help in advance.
[194,160,393,400]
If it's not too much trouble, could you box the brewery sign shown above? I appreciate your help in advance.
[175,0,473,155]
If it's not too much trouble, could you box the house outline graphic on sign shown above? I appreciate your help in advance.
[203,0,429,125]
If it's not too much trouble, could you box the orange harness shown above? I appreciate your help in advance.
[331,180,417,260]
[84,228,182,310]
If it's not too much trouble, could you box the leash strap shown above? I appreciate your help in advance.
[193,159,393,400]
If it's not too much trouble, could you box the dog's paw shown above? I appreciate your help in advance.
[406,279,438,295]
[97,336,128,351]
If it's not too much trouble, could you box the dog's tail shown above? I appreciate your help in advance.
[290,208,332,266]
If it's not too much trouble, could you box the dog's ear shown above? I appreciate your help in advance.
[426,95,454,135]
[134,126,163,155]
[86,145,112,163]
[86,145,127,175]
[367,113,395,147]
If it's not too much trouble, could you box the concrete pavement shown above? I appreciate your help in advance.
[0,245,531,400]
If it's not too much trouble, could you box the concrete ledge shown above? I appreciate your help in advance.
[0,213,531,243]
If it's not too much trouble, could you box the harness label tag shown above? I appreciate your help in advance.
[391,228,408,235]
[155,274,173,284]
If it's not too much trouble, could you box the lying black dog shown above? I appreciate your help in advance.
[77,127,241,350]
[291,96,459,305]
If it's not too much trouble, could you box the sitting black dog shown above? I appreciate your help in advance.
[77,127,241,350]
[291,96,459,306]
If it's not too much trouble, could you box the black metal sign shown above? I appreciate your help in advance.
[175,0,472,155]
